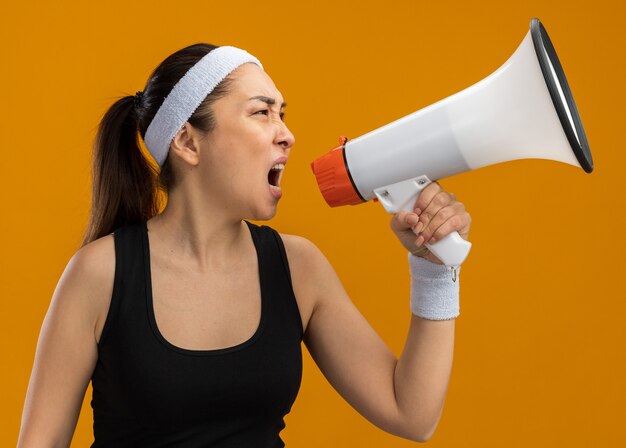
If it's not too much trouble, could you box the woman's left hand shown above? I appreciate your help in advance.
[389,182,472,265]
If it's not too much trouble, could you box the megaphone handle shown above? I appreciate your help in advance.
[374,176,472,270]
[400,200,472,270]
[424,232,472,271]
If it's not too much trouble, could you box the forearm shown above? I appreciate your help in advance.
[393,253,460,441]
[394,315,455,440]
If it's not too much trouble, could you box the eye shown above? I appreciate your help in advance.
[254,109,286,121]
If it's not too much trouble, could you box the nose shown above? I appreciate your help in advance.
[274,120,295,150]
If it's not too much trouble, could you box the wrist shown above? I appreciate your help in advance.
[408,252,460,320]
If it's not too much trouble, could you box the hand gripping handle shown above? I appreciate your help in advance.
[373,175,472,268]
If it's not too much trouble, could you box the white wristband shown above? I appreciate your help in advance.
[408,252,460,320]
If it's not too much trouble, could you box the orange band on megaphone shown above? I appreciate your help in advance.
[310,136,365,207]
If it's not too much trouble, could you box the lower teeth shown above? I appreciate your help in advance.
[270,184,281,190]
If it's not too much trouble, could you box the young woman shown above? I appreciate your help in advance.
[17,44,471,447]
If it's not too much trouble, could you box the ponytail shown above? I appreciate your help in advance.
[80,43,233,248]
[80,96,160,247]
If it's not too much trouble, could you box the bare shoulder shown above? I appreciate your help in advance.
[280,233,333,287]
[278,233,326,274]
[276,232,334,334]
[60,232,116,344]
[70,233,115,277]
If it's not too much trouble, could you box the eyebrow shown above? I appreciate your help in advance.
[248,95,287,108]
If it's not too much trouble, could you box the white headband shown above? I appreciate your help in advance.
[144,45,263,166]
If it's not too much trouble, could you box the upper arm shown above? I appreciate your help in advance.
[281,234,414,440]
[17,235,116,447]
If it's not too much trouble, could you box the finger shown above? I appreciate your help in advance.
[391,210,420,231]
[424,204,471,245]
[410,182,444,233]
[415,189,456,238]
[427,215,469,245]
[419,202,460,243]
[412,181,443,214]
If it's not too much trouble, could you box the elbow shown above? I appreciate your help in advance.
[407,426,436,444]
[385,413,439,443]
[403,414,441,443]
[415,424,438,443]
[393,401,444,443]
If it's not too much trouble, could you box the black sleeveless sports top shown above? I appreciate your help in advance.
[90,219,304,447]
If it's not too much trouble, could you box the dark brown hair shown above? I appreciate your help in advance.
[80,43,234,247]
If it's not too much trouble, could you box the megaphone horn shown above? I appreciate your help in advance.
[310,18,593,271]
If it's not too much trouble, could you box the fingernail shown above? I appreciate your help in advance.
[415,222,424,233]
[416,236,424,246]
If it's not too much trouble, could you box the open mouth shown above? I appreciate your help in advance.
[268,167,282,187]
[267,169,280,187]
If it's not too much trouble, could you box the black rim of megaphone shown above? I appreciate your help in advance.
[530,18,593,173]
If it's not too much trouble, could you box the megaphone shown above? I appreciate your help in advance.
[310,18,593,273]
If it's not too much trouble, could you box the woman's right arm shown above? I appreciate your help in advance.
[17,235,115,447]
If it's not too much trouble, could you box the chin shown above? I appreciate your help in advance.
[250,204,279,222]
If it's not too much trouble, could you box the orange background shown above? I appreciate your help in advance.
[2,0,625,446]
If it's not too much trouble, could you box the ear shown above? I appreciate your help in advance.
[169,123,200,166]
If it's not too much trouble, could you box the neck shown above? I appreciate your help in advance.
[146,197,248,273]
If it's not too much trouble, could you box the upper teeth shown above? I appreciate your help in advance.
[271,163,285,170]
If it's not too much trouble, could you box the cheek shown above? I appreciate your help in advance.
[214,149,261,190]
[203,120,270,186]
